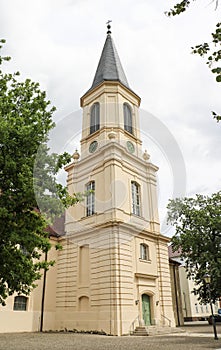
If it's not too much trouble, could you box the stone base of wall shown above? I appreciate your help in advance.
[184,316,208,322]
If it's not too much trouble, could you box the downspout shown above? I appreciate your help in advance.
[40,250,48,332]
[173,264,180,326]
[117,226,122,336]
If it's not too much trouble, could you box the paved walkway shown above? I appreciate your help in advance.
[0,323,220,350]
[181,321,221,337]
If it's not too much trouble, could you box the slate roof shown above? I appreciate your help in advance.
[46,214,65,238]
[168,244,182,258]
[90,33,130,90]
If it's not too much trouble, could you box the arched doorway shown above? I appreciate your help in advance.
[142,294,151,325]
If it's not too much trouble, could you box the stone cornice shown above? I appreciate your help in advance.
[80,81,141,107]
[65,139,158,175]
[135,273,159,279]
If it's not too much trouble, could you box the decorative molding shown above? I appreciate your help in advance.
[135,273,158,280]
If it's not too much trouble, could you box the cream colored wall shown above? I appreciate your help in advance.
[0,294,36,333]
[81,82,140,134]
[40,238,58,331]
[56,221,175,334]
[179,266,211,320]
[65,142,160,234]
[0,238,58,333]
[80,82,142,159]
[59,80,175,335]
[169,263,184,326]
[55,226,137,335]
[156,240,175,327]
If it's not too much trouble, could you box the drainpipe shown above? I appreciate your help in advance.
[173,264,180,326]
[40,250,48,332]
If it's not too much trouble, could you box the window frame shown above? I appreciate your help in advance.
[13,296,28,311]
[140,243,149,261]
[86,181,95,216]
[124,103,133,134]
[90,102,100,134]
[131,181,141,216]
[195,303,199,313]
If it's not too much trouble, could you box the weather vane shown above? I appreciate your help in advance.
[106,20,112,34]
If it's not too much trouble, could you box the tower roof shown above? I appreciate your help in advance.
[90,32,130,90]
[81,25,141,106]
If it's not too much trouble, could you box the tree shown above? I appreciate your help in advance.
[166,0,221,121]
[166,1,221,305]
[0,39,81,305]
[167,192,221,303]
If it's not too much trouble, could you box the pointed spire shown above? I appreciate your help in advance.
[90,22,130,90]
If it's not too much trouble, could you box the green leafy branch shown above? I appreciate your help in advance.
[166,1,221,122]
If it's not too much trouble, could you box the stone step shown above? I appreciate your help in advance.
[132,326,149,336]
[148,326,174,336]
[132,325,184,336]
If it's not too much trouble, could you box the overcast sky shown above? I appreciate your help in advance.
[1,0,220,234]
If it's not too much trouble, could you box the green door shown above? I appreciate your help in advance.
[142,294,151,326]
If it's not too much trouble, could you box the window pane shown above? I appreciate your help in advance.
[86,181,95,216]
[90,103,100,134]
[140,244,148,260]
[131,181,141,216]
[124,103,133,134]
[13,296,27,311]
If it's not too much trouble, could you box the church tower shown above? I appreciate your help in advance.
[55,24,175,335]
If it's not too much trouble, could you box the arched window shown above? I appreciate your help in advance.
[131,181,141,216]
[124,103,133,134]
[140,243,149,261]
[90,103,100,134]
[13,296,28,311]
[86,181,95,216]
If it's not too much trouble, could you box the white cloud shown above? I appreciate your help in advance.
[1,0,220,234]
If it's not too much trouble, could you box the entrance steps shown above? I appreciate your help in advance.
[132,326,149,336]
[132,325,184,336]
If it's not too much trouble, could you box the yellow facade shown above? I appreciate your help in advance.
[0,237,58,332]
[55,53,175,334]
[0,30,175,335]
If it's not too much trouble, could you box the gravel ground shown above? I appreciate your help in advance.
[0,324,221,350]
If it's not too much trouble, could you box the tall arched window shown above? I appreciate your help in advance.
[124,103,133,134]
[90,103,100,134]
[131,181,141,216]
[86,181,95,216]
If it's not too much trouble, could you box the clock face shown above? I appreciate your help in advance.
[126,141,135,154]
[89,140,98,153]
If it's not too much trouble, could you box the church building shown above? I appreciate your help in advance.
[0,25,175,335]
[54,24,175,335]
